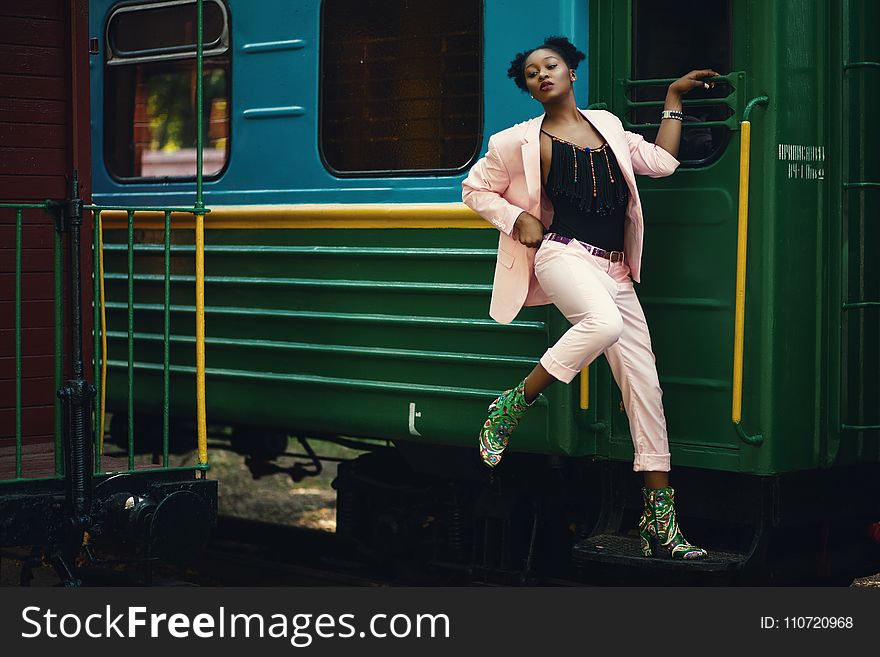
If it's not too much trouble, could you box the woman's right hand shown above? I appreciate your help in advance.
[514,211,545,248]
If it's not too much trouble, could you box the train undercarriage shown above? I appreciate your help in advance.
[328,441,880,585]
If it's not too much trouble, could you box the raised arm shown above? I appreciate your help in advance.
[654,68,720,159]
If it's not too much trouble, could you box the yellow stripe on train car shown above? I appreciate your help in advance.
[99,203,492,229]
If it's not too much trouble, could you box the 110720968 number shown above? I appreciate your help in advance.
[760,617,854,630]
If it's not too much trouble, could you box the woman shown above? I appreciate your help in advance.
[461,36,718,560]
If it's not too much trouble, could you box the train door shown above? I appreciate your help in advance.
[586,1,744,469]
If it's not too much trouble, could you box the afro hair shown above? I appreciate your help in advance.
[506,35,587,93]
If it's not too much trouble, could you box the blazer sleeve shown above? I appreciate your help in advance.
[624,129,681,178]
[461,135,526,236]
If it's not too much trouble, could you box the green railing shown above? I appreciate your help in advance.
[0,202,63,482]
[621,71,745,131]
[89,206,210,474]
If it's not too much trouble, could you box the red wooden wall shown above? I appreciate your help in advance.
[0,0,92,471]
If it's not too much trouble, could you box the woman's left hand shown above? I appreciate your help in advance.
[667,69,721,98]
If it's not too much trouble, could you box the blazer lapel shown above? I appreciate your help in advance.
[581,109,640,225]
[520,115,543,214]
[579,109,624,171]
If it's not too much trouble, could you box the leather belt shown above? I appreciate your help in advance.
[542,232,626,263]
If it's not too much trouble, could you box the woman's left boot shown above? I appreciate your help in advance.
[478,378,536,467]
[638,487,708,560]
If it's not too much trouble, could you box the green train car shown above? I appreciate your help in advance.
[91,0,879,583]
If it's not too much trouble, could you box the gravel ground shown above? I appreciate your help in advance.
[175,442,346,531]
[851,574,880,587]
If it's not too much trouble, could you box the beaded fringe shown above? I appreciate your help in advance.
[543,133,628,215]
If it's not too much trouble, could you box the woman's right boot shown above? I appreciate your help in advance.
[478,378,536,467]
[638,487,707,560]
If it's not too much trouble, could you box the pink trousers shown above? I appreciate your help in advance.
[533,238,671,472]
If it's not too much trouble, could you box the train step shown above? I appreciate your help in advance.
[571,533,747,573]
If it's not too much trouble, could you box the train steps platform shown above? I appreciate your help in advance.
[570,533,751,584]
[0,443,165,481]
[573,533,746,571]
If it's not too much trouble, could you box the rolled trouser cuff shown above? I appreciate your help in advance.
[539,351,580,384]
[632,452,670,473]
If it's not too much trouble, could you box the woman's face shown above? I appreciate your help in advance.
[523,48,574,101]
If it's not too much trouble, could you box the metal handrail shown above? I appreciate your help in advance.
[195,0,208,468]
[843,61,880,70]
[621,72,743,130]
[88,203,211,473]
[731,96,769,446]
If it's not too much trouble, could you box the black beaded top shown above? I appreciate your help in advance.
[542,129,629,252]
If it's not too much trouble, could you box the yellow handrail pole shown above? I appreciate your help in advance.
[732,121,750,424]
[732,96,768,445]
[196,211,207,465]
[579,366,589,410]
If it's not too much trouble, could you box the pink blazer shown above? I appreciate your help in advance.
[462,108,680,325]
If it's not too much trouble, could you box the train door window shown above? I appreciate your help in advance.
[630,0,732,167]
[320,0,482,175]
[104,0,230,180]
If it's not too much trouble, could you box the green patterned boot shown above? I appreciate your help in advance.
[478,378,536,467]
[638,491,653,556]
[638,487,707,560]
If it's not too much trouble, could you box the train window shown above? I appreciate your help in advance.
[630,0,732,167]
[104,1,230,181]
[320,0,482,175]
[107,0,227,63]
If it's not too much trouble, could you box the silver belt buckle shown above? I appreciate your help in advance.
[609,250,624,263]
